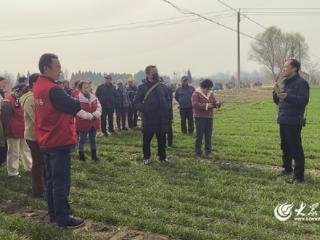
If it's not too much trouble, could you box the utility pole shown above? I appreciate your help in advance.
[237,9,241,89]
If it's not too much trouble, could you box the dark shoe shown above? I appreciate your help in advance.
[142,159,151,165]
[79,151,86,161]
[287,178,304,184]
[103,132,110,137]
[109,129,115,133]
[277,169,293,177]
[123,128,128,131]
[91,149,99,162]
[58,217,85,229]
[195,154,202,159]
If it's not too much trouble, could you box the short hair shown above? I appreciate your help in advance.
[200,79,213,89]
[288,59,301,72]
[38,53,58,74]
[145,65,156,74]
[78,80,89,90]
[0,76,5,81]
[28,73,40,89]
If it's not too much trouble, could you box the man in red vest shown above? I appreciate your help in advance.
[33,53,93,229]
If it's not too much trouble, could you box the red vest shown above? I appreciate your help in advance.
[6,95,25,139]
[33,77,78,149]
[75,93,100,132]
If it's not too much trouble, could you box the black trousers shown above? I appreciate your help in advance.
[0,143,7,165]
[116,107,128,130]
[195,118,213,155]
[180,108,194,133]
[166,125,173,147]
[101,108,114,133]
[143,131,166,160]
[280,124,305,180]
[128,106,138,128]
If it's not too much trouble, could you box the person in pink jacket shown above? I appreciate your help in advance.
[75,80,102,161]
[192,79,221,158]
[6,77,32,177]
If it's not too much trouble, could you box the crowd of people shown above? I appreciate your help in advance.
[0,54,309,229]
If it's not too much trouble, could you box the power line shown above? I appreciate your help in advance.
[160,0,261,41]
[0,12,236,42]
[216,0,268,30]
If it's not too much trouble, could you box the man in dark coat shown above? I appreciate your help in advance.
[96,75,117,135]
[175,76,195,134]
[134,65,172,165]
[273,59,309,184]
[127,80,138,128]
[115,81,130,131]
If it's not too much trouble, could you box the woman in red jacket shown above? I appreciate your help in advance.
[75,81,102,161]
[192,79,221,158]
[6,79,32,176]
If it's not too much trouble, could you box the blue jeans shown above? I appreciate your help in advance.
[78,128,96,151]
[195,117,213,155]
[43,148,71,225]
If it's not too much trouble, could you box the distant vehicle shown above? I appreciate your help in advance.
[213,82,223,91]
[253,81,263,87]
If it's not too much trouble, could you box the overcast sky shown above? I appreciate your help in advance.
[1,0,320,78]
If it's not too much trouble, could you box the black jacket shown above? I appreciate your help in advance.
[115,87,130,109]
[96,83,117,109]
[273,74,309,125]
[134,80,172,133]
[127,85,138,107]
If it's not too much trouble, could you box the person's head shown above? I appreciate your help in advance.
[28,73,40,90]
[283,59,301,78]
[63,80,70,89]
[200,79,213,95]
[104,74,112,85]
[128,79,134,86]
[38,53,61,80]
[181,76,189,87]
[0,76,8,91]
[78,80,90,95]
[117,81,123,88]
[145,65,158,82]
[73,80,79,89]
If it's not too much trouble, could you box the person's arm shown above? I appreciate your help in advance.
[50,87,81,115]
[174,89,180,102]
[192,93,208,110]
[284,81,309,108]
[24,97,36,123]
[133,86,145,112]
[92,98,102,118]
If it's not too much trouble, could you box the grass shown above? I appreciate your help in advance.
[1,88,320,239]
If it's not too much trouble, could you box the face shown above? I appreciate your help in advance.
[147,67,158,82]
[0,79,7,91]
[105,78,112,84]
[44,58,61,80]
[81,83,90,95]
[63,81,69,88]
[182,80,188,87]
[202,88,210,95]
[282,60,296,78]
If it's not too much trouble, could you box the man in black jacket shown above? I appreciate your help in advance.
[96,75,117,135]
[273,59,309,184]
[134,66,172,165]
[127,80,138,128]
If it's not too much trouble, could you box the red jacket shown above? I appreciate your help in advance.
[33,77,78,149]
[72,89,80,98]
[75,92,101,132]
[6,95,25,138]
[192,90,219,118]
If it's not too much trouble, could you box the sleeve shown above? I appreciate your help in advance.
[95,86,101,100]
[133,86,145,112]
[174,89,179,102]
[192,93,207,110]
[24,97,36,123]
[284,81,309,108]
[92,98,102,118]
[49,87,81,115]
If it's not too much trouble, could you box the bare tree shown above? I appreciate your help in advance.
[249,26,309,82]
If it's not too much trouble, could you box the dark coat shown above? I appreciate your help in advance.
[96,83,117,109]
[126,85,138,107]
[273,74,309,125]
[134,80,172,133]
[115,87,130,109]
[175,85,195,109]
